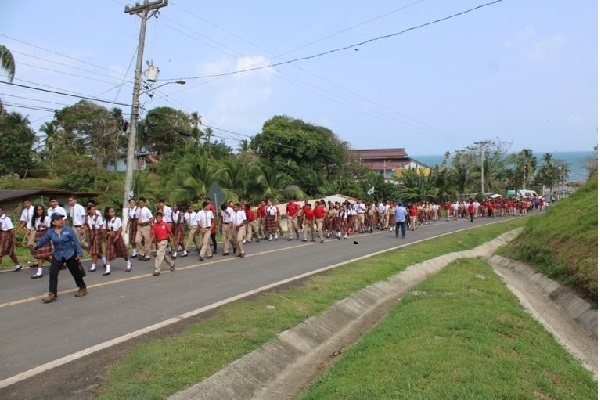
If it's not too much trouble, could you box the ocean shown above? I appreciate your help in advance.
[412,151,597,183]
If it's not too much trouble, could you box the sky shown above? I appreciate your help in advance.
[1,0,598,157]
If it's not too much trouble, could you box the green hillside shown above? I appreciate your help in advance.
[500,173,598,304]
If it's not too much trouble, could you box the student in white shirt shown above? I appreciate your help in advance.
[220,203,235,255]
[231,203,247,258]
[68,195,88,248]
[125,198,140,257]
[0,206,23,271]
[184,205,199,256]
[47,197,67,221]
[85,205,106,272]
[18,198,35,246]
[135,197,153,260]
[103,207,131,275]
[197,201,214,261]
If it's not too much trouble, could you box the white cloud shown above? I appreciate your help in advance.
[504,26,567,63]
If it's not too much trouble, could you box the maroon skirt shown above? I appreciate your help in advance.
[173,223,185,245]
[128,219,138,244]
[0,231,15,257]
[106,233,128,261]
[33,229,52,260]
[265,215,277,233]
[88,229,103,256]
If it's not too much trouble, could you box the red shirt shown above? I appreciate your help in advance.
[286,202,299,217]
[246,209,256,222]
[304,208,315,220]
[257,205,266,218]
[152,221,171,241]
[444,202,451,210]
[409,205,418,217]
[314,205,326,219]
[468,203,474,214]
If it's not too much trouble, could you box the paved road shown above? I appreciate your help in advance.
[0,217,511,385]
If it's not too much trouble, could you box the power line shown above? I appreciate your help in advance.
[17,60,132,87]
[162,0,503,81]
[0,81,131,107]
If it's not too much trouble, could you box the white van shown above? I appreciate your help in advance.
[517,189,538,198]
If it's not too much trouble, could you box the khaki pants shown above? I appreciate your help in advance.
[357,213,365,232]
[135,225,151,256]
[410,216,417,230]
[303,219,315,241]
[315,218,324,242]
[246,220,259,241]
[185,225,200,251]
[288,216,299,239]
[258,217,266,238]
[25,229,35,247]
[235,226,245,255]
[199,228,212,258]
[155,239,174,273]
[222,223,233,254]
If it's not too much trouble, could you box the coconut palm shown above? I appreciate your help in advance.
[167,153,221,204]
[0,45,15,115]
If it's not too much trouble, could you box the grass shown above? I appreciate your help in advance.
[497,173,598,304]
[301,258,597,400]
[94,219,526,399]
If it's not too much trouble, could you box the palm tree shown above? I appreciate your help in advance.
[167,153,221,204]
[0,45,16,115]
[218,157,251,201]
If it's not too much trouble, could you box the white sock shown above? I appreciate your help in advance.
[183,250,188,255]
[132,250,137,256]
[127,260,132,269]
[102,257,107,265]
[91,263,96,270]
[105,264,111,273]
[37,267,43,276]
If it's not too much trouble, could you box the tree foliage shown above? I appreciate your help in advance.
[0,112,36,177]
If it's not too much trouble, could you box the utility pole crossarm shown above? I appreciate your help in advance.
[125,0,168,15]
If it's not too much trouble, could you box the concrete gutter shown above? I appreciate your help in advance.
[170,229,521,400]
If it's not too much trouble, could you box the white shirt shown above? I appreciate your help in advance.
[70,203,87,226]
[377,203,385,214]
[128,206,139,219]
[138,206,153,223]
[162,205,173,223]
[20,205,35,229]
[0,214,15,231]
[105,217,123,232]
[221,206,234,223]
[33,216,49,231]
[86,212,104,230]
[356,203,366,214]
[197,210,214,229]
[47,205,67,220]
[184,211,198,227]
[266,205,277,216]
[231,210,247,227]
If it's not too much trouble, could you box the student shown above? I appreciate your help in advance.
[205,198,218,254]
[104,207,131,275]
[302,203,315,242]
[0,206,23,271]
[68,195,88,248]
[220,202,234,255]
[33,212,86,303]
[244,204,260,243]
[265,199,278,241]
[30,205,52,279]
[150,211,175,276]
[135,197,153,261]
[47,197,67,220]
[335,203,347,240]
[231,203,247,258]
[85,205,105,272]
[183,204,199,256]
[125,198,139,257]
[18,198,35,247]
[197,201,214,261]
[313,200,326,243]
[286,198,300,241]
[171,203,185,258]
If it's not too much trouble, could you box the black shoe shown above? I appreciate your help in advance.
[222,253,229,256]
[31,274,43,279]
[102,272,111,276]
[199,257,204,261]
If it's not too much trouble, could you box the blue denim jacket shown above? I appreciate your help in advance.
[36,225,83,260]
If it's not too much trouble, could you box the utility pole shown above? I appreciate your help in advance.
[473,140,490,194]
[122,0,168,244]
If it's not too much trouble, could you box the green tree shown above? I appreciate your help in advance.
[397,169,437,202]
[0,112,36,177]
[250,115,351,196]
[141,106,193,155]
[506,149,537,188]
[0,44,16,114]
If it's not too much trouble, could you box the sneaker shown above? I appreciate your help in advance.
[88,266,96,272]
[31,273,43,279]
[242,239,247,244]
[14,265,22,272]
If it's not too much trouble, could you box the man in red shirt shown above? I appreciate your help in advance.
[444,201,451,222]
[286,198,300,241]
[302,203,315,242]
[150,211,175,276]
[468,200,475,222]
[408,203,419,231]
[257,200,266,240]
[313,200,326,243]
[245,204,259,243]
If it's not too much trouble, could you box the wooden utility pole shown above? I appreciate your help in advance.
[473,140,490,194]
[122,0,167,244]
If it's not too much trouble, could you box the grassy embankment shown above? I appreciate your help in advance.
[498,172,598,304]
[302,258,597,399]
[94,219,525,399]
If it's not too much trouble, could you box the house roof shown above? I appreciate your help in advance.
[0,189,100,203]
[351,148,409,160]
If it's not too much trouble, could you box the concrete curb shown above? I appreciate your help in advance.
[169,229,521,400]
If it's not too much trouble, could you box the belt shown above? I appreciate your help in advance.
[222,222,230,224]
[158,239,168,242]
[74,225,82,227]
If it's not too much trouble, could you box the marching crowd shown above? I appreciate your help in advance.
[0,194,545,303]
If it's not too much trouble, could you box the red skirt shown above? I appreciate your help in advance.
[336,217,346,232]
[106,233,128,261]
[33,229,52,260]
[265,215,277,233]
[0,231,15,257]
[173,223,185,245]
[128,219,138,244]
[88,229,103,256]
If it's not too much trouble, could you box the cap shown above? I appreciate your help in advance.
[51,212,64,220]
[397,201,403,206]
